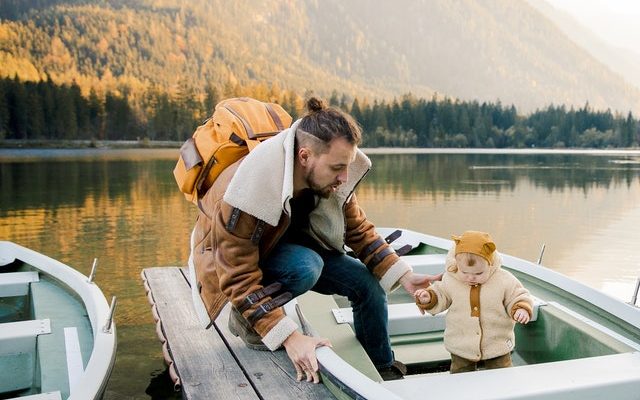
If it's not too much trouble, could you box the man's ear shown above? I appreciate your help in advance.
[298,147,312,166]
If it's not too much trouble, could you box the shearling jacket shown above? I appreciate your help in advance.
[417,262,533,361]
[188,119,412,350]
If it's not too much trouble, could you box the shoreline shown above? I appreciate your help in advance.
[2,139,640,157]
[0,139,180,149]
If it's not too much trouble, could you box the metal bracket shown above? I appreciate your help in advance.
[331,308,353,324]
[87,258,98,283]
[102,296,117,333]
[630,278,640,307]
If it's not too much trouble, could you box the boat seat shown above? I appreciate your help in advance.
[5,392,62,400]
[332,297,545,336]
[333,297,545,366]
[401,254,447,275]
[0,319,51,393]
[0,271,39,297]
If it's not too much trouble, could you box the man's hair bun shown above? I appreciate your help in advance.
[306,97,325,113]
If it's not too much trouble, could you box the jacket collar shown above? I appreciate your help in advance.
[224,119,371,226]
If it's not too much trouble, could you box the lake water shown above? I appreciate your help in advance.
[2,148,640,399]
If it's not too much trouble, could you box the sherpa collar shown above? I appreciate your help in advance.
[223,119,371,227]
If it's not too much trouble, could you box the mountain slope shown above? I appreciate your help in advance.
[1,0,640,114]
[526,0,640,92]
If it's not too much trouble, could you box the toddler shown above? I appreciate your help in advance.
[415,230,533,373]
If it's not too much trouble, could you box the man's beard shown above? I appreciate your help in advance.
[305,168,338,199]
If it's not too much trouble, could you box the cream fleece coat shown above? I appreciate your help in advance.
[425,261,533,361]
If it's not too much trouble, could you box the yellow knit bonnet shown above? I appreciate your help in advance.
[452,230,496,263]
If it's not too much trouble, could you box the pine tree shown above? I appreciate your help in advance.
[54,85,78,139]
[203,84,220,116]
[0,80,9,139]
[88,88,105,140]
[8,77,28,139]
[26,84,45,139]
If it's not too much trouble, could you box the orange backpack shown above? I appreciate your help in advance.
[173,97,293,203]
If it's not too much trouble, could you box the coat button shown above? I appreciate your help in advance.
[473,306,478,311]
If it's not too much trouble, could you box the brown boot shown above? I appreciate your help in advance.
[376,360,407,381]
[228,306,269,351]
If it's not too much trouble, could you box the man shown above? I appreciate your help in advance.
[189,97,440,383]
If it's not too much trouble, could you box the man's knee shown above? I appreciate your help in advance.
[290,253,323,290]
[264,247,323,295]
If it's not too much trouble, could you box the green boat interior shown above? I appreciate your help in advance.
[0,260,94,400]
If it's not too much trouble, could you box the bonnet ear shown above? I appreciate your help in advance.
[452,235,461,245]
[483,241,496,255]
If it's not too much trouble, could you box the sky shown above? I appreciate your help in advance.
[546,0,640,55]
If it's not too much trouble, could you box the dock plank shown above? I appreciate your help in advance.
[142,267,258,400]
[142,267,335,400]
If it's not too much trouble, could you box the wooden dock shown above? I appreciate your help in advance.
[141,267,335,400]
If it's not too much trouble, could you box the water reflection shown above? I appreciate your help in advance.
[1,149,640,398]
[1,152,197,399]
[359,153,640,302]
[365,153,640,195]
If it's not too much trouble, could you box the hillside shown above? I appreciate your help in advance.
[526,0,640,93]
[2,0,640,114]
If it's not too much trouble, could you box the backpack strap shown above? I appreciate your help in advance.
[264,103,285,131]
[223,104,255,139]
[229,132,246,146]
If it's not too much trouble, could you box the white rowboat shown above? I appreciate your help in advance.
[290,228,640,400]
[0,241,117,400]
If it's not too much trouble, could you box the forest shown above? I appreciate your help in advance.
[4,0,640,118]
[1,76,638,148]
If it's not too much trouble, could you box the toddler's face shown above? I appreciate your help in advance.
[455,253,490,285]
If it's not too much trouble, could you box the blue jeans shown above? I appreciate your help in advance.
[260,242,393,368]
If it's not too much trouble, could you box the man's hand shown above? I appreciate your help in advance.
[399,271,443,295]
[283,330,332,383]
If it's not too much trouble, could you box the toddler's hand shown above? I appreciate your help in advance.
[514,308,530,324]
[414,289,431,314]
[414,288,431,302]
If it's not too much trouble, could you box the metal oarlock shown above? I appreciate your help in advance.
[630,278,640,307]
[103,296,117,333]
[536,244,546,265]
[88,258,98,283]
